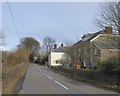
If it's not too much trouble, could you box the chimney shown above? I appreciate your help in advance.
[61,43,64,47]
[105,26,112,34]
[54,44,57,49]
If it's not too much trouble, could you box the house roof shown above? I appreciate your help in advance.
[74,30,103,45]
[92,34,120,50]
[73,27,119,50]
[53,46,69,52]
[74,40,82,45]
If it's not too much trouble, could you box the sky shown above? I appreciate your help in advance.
[2,2,101,50]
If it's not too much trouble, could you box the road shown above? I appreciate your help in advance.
[19,64,118,94]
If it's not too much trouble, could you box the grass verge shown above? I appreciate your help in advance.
[2,63,29,94]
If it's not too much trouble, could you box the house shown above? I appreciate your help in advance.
[71,26,120,68]
[90,33,120,67]
[48,44,70,67]
[48,52,66,67]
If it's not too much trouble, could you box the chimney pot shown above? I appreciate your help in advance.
[105,26,112,34]
[54,44,57,49]
[61,43,64,47]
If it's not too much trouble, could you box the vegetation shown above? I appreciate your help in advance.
[39,55,48,66]
[95,55,120,75]
[19,37,40,52]
[18,37,40,63]
[2,48,29,94]
[2,37,41,94]
[95,2,120,34]
[43,36,56,53]
[58,53,72,68]
[51,65,119,92]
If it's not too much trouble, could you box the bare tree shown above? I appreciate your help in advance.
[18,37,40,63]
[58,53,72,67]
[18,37,40,54]
[43,36,56,53]
[95,2,120,34]
[0,31,5,47]
[64,41,74,47]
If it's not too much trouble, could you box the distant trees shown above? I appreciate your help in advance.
[95,2,120,34]
[18,37,40,63]
[39,55,48,65]
[18,37,40,53]
[43,36,56,53]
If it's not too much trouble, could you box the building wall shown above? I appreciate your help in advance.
[71,41,92,68]
[91,43,120,67]
[91,43,101,67]
[82,41,91,68]
[71,44,82,66]
[48,52,66,66]
[100,49,119,62]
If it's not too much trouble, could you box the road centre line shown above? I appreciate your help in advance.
[35,65,68,89]
[35,66,42,72]
[45,74,53,79]
[35,65,53,79]
[54,80,69,90]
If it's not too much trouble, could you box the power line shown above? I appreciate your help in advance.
[7,1,20,39]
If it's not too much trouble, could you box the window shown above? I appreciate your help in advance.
[94,48,97,56]
[79,48,80,53]
[55,60,59,64]
[74,49,76,56]
[78,60,80,63]
[78,48,81,56]
[83,60,86,67]
[84,47,86,54]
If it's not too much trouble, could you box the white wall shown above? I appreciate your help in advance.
[48,52,65,66]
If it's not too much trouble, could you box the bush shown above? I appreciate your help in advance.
[39,55,48,65]
[3,48,29,66]
[98,56,120,76]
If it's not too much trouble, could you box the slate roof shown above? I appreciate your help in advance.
[92,34,120,50]
[74,30,103,45]
[53,46,69,52]
[73,27,120,50]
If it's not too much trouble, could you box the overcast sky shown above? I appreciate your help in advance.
[2,2,101,50]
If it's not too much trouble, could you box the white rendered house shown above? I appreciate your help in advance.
[48,52,66,67]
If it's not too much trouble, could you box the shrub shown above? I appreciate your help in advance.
[101,56,120,76]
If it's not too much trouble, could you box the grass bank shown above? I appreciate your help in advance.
[2,63,29,94]
[2,49,29,94]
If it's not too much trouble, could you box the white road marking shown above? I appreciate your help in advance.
[36,66,42,72]
[39,69,42,72]
[54,80,69,90]
[45,75,53,80]
[35,66,53,79]
[35,65,68,89]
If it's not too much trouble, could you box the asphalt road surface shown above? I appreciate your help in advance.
[19,64,118,94]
